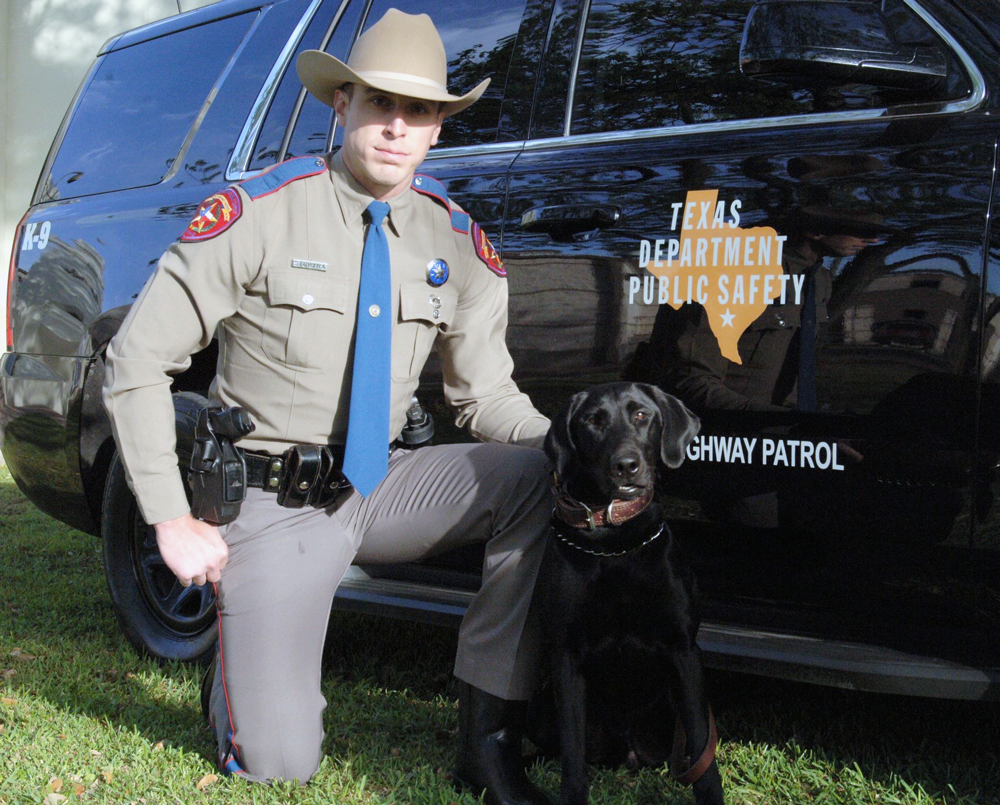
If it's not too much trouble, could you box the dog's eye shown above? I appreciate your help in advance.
[634,410,648,422]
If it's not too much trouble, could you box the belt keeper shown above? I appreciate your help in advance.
[266,457,283,491]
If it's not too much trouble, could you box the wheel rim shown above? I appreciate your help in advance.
[129,505,217,635]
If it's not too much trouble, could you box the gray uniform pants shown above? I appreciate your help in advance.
[205,442,551,783]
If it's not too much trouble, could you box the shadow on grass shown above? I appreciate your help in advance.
[707,669,1000,802]
[0,466,480,798]
[3,468,1000,803]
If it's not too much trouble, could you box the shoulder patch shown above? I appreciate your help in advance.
[240,156,327,200]
[472,222,506,278]
[181,188,242,243]
[412,174,469,234]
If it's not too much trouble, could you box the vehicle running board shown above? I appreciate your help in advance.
[332,569,1000,701]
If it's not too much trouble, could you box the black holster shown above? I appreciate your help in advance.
[189,404,255,525]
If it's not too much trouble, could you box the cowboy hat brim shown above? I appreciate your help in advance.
[296,50,489,117]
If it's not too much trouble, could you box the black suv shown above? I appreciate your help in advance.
[5,0,1000,700]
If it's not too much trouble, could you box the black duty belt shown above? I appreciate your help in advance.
[243,445,351,509]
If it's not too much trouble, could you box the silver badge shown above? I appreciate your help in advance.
[427,259,449,286]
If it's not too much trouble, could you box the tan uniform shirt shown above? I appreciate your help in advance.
[104,152,549,524]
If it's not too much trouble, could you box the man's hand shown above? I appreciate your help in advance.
[153,513,229,587]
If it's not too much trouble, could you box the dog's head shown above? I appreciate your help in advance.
[545,382,700,504]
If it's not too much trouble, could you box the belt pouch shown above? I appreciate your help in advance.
[310,447,347,508]
[276,444,324,508]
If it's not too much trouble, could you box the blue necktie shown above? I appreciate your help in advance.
[343,200,392,497]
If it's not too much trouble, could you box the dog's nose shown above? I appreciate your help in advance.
[613,456,640,478]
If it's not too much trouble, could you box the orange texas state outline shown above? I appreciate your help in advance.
[644,189,785,364]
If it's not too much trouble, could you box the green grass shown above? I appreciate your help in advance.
[1,462,999,804]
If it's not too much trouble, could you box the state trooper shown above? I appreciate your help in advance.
[103,10,552,804]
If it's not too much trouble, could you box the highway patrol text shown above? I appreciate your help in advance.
[686,436,845,471]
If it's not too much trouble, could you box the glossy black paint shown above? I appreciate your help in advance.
[492,0,1000,668]
[3,0,1000,689]
[2,0,312,531]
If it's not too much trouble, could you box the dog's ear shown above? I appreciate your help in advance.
[639,384,700,469]
[544,390,588,482]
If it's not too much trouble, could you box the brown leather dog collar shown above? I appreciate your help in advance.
[552,478,654,531]
[670,708,718,786]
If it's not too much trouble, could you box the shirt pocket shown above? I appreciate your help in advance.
[261,272,348,372]
[392,284,457,381]
[734,305,799,382]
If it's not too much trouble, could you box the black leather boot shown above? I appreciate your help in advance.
[454,681,552,805]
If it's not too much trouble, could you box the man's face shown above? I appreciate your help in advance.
[334,86,445,200]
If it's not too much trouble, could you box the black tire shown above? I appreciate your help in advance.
[101,391,218,663]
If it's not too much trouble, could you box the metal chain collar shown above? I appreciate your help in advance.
[551,520,665,557]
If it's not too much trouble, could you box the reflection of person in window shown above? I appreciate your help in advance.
[628,207,887,528]
[640,207,889,415]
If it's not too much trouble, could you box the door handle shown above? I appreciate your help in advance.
[519,204,621,240]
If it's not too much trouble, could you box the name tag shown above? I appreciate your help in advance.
[291,258,327,272]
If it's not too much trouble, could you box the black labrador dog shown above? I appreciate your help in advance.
[537,382,724,805]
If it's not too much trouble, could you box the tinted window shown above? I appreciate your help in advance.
[42,13,255,199]
[283,0,367,161]
[249,0,360,169]
[570,0,971,135]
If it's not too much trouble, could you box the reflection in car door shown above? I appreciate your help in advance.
[502,0,999,666]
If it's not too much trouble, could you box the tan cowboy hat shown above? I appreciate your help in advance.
[296,9,489,117]
[795,206,900,238]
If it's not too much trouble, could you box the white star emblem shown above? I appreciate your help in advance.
[720,309,735,327]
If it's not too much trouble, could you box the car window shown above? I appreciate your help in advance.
[250,0,363,169]
[280,0,367,161]
[42,13,256,200]
[569,0,973,136]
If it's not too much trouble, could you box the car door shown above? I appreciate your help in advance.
[501,0,999,664]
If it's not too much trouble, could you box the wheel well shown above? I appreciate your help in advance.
[80,339,217,532]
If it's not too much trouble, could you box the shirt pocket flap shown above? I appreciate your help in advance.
[398,284,457,326]
[266,272,347,313]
